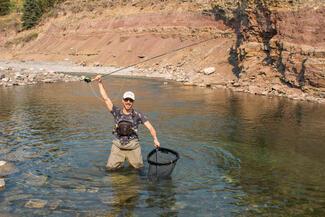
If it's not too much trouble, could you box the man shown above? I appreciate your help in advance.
[94,75,160,170]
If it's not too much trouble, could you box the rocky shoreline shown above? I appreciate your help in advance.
[0,60,324,104]
[0,69,81,87]
[0,62,82,87]
[136,65,325,104]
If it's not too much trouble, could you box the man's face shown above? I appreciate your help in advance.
[122,98,134,110]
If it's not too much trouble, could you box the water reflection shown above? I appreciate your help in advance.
[0,78,325,216]
[215,94,325,216]
[146,180,177,217]
[107,171,141,217]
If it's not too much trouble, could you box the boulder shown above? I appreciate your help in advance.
[93,62,102,67]
[2,77,10,82]
[79,61,87,67]
[14,72,24,80]
[200,67,216,75]
[183,82,195,86]
[232,82,241,87]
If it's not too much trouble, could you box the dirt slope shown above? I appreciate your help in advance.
[0,0,324,103]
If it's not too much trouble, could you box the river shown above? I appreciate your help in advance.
[1,76,325,216]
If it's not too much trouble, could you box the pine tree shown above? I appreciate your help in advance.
[22,0,42,29]
[38,0,55,12]
[0,0,11,16]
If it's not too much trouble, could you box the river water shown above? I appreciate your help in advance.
[1,77,325,216]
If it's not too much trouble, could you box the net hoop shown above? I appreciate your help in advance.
[147,147,180,166]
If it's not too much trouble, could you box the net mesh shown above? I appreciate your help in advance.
[147,148,179,180]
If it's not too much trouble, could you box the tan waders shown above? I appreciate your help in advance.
[106,139,144,170]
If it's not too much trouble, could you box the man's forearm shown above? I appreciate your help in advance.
[149,127,158,140]
[98,82,113,111]
[98,82,109,100]
[144,121,160,147]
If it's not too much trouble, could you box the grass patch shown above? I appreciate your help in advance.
[4,31,38,47]
[0,13,21,32]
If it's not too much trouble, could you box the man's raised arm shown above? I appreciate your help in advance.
[94,75,113,112]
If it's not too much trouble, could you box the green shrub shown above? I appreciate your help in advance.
[22,0,42,29]
[0,0,11,16]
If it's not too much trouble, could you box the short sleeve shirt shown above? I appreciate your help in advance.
[111,105,148,141]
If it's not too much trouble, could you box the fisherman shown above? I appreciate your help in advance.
[94,75,160,170]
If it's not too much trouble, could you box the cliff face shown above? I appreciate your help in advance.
[0,0,237,88]
[0,0,324,102]
[212,0,325,100]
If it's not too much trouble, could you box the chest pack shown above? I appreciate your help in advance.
[116,121,134,136]
[114,111,137,137]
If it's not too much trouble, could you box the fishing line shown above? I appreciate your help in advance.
[88,82,105,103]
[83,37,217,83]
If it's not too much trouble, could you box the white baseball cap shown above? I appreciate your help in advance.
[122,91,135,101]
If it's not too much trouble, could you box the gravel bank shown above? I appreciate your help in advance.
[0,60,324,103]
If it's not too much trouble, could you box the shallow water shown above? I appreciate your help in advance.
[1,77,325,216]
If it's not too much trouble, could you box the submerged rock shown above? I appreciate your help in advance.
[99,195,115,205]
[4,147,40,162]
[0,178,5,189]
[48,199,62,210]
[0,161,18,176]
[73,185,87,193]
[87,187,99,193]
[0,161,6,166]
[0,212,19,217]
[25,199,48,209]
[5,193,33,202]
[24,172,48,186]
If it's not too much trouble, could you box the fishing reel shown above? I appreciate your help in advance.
[83,77,92,83]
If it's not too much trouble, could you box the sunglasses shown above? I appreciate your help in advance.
[123,98,134,103]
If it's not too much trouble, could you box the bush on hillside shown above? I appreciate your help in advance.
[38,0,57,12]
[0,0,11,16]
[22,0,63,29]
[22,0,42,29]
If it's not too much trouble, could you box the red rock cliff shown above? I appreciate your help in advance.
[212,0,325,100]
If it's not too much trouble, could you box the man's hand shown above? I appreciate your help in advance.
[154,138,160,148]
[93,75,102,83]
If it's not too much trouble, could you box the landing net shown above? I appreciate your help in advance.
[147,147,179,180]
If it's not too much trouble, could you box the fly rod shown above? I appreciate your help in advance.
[83,37,216,83]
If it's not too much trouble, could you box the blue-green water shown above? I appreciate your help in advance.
[1,77,325,216]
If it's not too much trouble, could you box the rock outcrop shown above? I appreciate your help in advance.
[211,0,325,102]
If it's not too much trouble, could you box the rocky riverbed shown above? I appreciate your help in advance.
[136,65,325,104]
[0,60,324,103]
[0,62,82,87]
